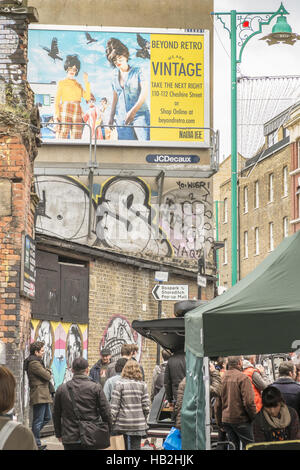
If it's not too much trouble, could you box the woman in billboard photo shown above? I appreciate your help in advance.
[106,38,150,141]
[55,54,91,139]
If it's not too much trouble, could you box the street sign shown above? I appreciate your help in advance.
[155,271,169,282]
[197,274,207,288]
[152,284,189,301]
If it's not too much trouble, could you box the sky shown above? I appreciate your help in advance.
[213,0,300,161]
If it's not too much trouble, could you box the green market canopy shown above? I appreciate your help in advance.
[182,230,300,449]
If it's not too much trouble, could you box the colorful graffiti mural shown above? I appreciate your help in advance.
[31,320,88,390]
[100,315,142,363]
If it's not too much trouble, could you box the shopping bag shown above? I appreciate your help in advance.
[163,427,182,450]
[105,435,125,450]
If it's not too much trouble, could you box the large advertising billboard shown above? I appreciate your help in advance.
[28,26,209,148]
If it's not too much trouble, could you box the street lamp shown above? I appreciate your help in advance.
[212,3,298,286]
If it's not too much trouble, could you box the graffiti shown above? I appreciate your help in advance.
[95,177,173,257]
[35,320,54,368]
[31,320,88,390]
[160,181,214,259]
[35,176,97,244]
[100,315,142,363]
[34,175,214,260]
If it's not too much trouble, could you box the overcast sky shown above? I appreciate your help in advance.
[213,0,300,160]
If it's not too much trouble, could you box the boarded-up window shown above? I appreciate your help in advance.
[32,250,88,323]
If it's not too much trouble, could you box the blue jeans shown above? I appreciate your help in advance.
[117,111,150,141]
[32,403,52,447]
[223,422,254,450]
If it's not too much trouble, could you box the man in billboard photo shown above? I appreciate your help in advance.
[106,38,150,141]
[55,54,91,139]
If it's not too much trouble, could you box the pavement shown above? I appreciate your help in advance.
[40,434,163,451]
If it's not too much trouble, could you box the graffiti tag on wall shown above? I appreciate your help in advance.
[100,315,142,362]
[34,175,214,261]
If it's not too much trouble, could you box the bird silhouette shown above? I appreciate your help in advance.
[136,33,150,59]
[85,32,98,44]
[42,38,63,62]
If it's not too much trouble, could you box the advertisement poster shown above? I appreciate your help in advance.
[28,26,209,148]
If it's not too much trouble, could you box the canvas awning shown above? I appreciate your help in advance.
[185,230,300,358]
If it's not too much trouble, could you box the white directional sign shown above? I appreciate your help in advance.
[152,284,189,301]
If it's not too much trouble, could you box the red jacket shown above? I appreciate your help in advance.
[243,367,263,412]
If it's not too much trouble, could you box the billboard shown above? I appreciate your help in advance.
[28,25,209,148]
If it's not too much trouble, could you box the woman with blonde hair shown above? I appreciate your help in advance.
[0,366,37,450]
[110,359,150,450]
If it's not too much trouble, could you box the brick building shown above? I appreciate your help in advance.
[286,101,300,233]
[0,0,39,422]
[216,105,293,289]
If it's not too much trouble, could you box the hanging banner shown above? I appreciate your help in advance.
[28,25,209,148]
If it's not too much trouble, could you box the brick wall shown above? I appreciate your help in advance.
[88,257,200,392]
[0,135,35,420]
[218,144,291,287]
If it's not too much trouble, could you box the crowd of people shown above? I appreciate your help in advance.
[1,343,300,451]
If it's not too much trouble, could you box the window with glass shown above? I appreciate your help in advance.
[283,166,288,197]
[244,231,248,259]
[254,181,259,209]
[223,239,228,265]
[268,173,274,202]
[244,186,248,213]
[269,222,274,251]
[283,217,288,238]
[255,227,259,255]
[223,198,228,223]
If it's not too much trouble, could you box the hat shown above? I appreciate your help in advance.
[100,348,111,356]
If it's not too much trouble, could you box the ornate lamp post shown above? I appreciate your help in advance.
[212,3,299,286]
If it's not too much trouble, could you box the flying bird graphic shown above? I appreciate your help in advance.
[85,32,98,44]
[136,33,150,59]
[42,37,63,62]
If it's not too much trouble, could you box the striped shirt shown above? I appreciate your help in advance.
[110,377,150,433]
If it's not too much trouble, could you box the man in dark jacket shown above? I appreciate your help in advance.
[24,341,53,450]
[89,348,111,387]
[53,357,112,450]
[106,344,132,380]
[215,356,256,450]
[164,349,186,404]
[272,361,300,418]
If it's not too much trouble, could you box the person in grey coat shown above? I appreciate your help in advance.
[110,359,150,450]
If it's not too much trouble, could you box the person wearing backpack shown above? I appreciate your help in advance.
[0,366,37,450]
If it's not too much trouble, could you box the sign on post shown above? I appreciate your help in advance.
[152,284,189,301]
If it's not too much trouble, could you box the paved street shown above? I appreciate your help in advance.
[40,435,163,451]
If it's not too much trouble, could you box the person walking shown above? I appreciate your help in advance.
[272,361,300,418]
[89,348,111,387]
[24,341,53,450]
[106,344,132,380]
[53,357,112,450]
[215,356,257,450]
[103,358,127,402]
[0,366,37,450]
[243,355,269,413]
[253,385,300,443]
[164,348,186,405]
[110,359,150,450]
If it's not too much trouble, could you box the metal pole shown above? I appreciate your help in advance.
[156,280,162,365]
[231,10,238,286]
